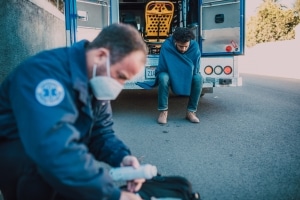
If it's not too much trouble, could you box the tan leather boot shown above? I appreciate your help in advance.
[157,110,168,124]
[186,111,200,123]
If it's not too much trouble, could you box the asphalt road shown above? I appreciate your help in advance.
[111,74,300,200]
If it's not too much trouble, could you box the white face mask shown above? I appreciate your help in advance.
[89,55,123,100]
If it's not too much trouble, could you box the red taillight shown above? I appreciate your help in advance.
[224,66,232,75]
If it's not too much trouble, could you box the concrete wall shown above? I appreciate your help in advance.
[0,0,66,83]
[239,24,300,80]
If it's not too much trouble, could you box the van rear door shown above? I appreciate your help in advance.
[200,0,245,56]
[76,0,110,41]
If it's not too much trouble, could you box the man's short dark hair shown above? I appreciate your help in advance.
[172,27,195,43]
[86,23,147,65]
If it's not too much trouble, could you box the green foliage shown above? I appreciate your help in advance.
[48,0,64,13]
[246,0,300,47]
[295,0,300,14]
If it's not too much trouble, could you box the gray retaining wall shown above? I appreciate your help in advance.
[0,0,66,83]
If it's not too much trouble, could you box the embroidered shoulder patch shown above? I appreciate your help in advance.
[35,79,65,106]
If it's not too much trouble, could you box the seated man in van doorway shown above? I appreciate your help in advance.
[137,27,203,124]
[156,27,203,124]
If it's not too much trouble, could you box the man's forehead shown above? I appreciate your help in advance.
[176,41,190,46]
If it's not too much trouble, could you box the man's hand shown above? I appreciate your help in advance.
[121,156,145,192]
[120,191,142,200]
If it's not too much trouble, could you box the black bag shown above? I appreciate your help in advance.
[129,175,201,200]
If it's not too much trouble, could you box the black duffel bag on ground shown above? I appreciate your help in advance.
[122,174,201,200]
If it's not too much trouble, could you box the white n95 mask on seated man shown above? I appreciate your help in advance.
[89,56,123,100]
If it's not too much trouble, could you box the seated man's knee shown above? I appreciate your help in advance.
[158,72,169,85]
[193,73,203,84]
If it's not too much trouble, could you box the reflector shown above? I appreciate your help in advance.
[225,45,232,52]
[214,65,223,75]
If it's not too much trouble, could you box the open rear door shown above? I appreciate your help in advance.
[76,0,110,41]
[200,0,245,56]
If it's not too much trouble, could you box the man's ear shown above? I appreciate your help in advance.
[95,48,109,59]
[94,48,109,65]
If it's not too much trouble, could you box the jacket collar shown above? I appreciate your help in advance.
[68,40,93,116]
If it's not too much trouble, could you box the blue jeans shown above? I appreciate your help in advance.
[157,72,203,112]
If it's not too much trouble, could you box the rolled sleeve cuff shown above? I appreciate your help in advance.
[110,151,131,167]
[110,187,122,200]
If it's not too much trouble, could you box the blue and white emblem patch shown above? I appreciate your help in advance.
[35,79,65,106]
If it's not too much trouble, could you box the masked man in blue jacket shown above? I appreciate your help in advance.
[0,23,147,200]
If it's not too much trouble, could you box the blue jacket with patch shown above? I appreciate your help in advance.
[0,41,131,200]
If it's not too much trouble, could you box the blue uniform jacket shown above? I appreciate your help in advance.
[0,41,130,200]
